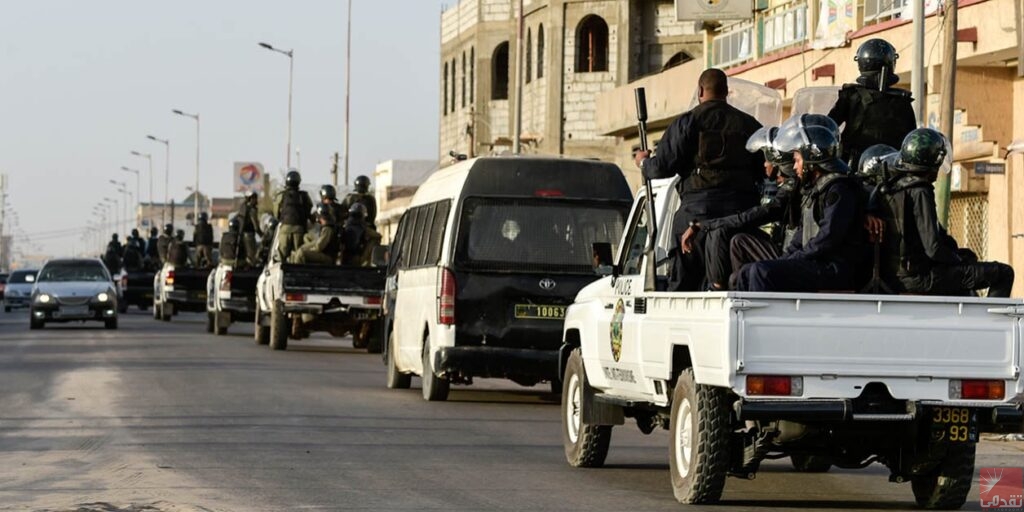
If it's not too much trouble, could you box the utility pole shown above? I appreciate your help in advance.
[512,0,525,155]
[937,1,959,228]
[343,0,353,188]
[331,152,339,188]
[911,0,926,124]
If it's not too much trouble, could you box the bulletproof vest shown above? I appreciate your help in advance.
[839,85,916,164]
[683,100,760,193]
[322,225,342,258]
[157,235,172,259]
[341,222,367,264]
[194,222,214,245]
[220,233,240,262]
[279,188,310,226]
[168,241,188,266]
[123,246,143,271]
[799,173,862,255]
[882,176,935,277]
[103,247,122,274]
[329,203,347,226]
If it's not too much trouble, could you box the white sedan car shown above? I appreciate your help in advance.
[30,259,119,330]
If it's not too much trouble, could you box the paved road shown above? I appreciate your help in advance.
[0,310,1020,512]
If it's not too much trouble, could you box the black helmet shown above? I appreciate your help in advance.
[245,191,259,201]
[354,175,371,193]
[175,229,185,240]
[198,212,208,222]
[319,184,337,201]
[164,223,174,235]
[150,227,159,237]
[897,128,949,174]
[285,170,301,189]
[228,216,241,231]
[111,233,119,241]
[131,229,140,237]
[855,38,898,74]
[315,203,333,220]
[348,202,367,221]
[857,144,899,183]
[779,125,847,174]
[776,114,840,149]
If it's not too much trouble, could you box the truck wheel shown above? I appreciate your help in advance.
[561,349,611,468]
[669,368,730,504]
[365,321,384,354]
[153,302,159,320]
[118,301,128,314]
[421,340,449,401]
[29,315,43,330]
[214,311,229,336]
[138,303,149,312]
[205,312,215,333]
[160,304,172,322]
[911,442,976,510]
[254,303,270,346]
[269,300,288,351]
[105,318,118,330]
[790,454,831,473]
[385,331,411,389]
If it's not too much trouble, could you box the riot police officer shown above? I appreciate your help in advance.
[127,229,145,254]
[193,212,215,268]
[237,191,263,267]
[274,170,314,262]
[735,124,866,292]
[320,185,346,226]
[341,175,377,228]
[103,234,123,275]
[290,204,340,265]
[167,229,189,267]
[340,203,382,266]
[219,217,244,267]
[633,68,765,291]
[257,216,278,266]
[144,226,161,269]
[880,128,1014,297]
[827,38,917,168]
[157,224,174,265]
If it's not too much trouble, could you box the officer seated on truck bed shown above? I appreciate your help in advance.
[289,204,339,265]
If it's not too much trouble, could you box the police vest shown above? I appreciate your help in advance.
[683,100,761,193]
[220,233,240,262]
[194,223,214,245]
[798,173,864,259]
[881,176,936,277]
[838,85,916,163]
[168,241,188,266]
[341,223,367,264]
[279,189,311,226]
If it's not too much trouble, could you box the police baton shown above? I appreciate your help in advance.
[634,88,658,254]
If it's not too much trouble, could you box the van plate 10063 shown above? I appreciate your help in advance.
[514,304,566,320]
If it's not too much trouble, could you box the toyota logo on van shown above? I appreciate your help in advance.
[539,278,556,290]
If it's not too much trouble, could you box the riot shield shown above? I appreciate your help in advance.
[688,77,783,127]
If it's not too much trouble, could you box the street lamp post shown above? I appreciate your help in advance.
[110,180,129,233]
[120,167,140,229]
[172,109,201,224]
[103,197,119,239]
[258,41,294,170]
[146,135,171,226]
[130,151,153,226]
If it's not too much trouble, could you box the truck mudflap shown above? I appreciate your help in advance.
[434,345,559,383]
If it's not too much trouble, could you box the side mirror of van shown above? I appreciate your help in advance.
[591,242,618,277]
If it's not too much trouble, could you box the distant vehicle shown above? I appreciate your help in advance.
[29,259,118,329]
[383,156,633,401]
[0,273,8,300]
[116,266,156,313]
[3,269,39,312]
[153,245,214,321]
[206,261,259,335]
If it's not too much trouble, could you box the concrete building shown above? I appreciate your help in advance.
[438,0,703,164]
[373,159,437,243]
[594,0,1024,295]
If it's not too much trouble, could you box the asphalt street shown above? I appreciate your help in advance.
[0,310,1021,512]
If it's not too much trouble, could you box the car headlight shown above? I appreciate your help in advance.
[97,292,110,302]
[37,294,51,304]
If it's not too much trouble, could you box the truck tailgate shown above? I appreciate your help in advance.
[230,269,260,294]
[281,264,385,296]
[737,294,1021,380]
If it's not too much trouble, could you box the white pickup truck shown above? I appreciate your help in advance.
[560,177,1024,509]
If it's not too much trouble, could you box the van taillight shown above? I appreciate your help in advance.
[165,270,175,286]
[220,271,233,292]
[439,268,456,326]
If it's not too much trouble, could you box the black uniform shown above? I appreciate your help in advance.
[167,239,189,267]
[340,217,381,266]
[827,80,917,168]
[341,193,377,227]
[237,201,262,266]
[881,176,1014,297]
[642,99,764,290]
[145,234,161,266]
[103,241,123,275]
[735,174,865,292]
[122,243,144,272]
[220,231,243,266]
[193,219,214,267]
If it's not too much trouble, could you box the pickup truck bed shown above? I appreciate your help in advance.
[281,263,385,299]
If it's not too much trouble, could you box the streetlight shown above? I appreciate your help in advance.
[147,135,171,226]
[172,109,200,224]
[103,197,119,238]
[120,167,140,229]
[258,41,295,170]
[130,151,153,226]
[110,180,129,233]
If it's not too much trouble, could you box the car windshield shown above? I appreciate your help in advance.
[38,263,109,283]
[455,198,628,273]
[8,271,37,284]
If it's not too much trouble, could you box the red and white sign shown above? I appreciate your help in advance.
[980,467,1024,510]
[234,162,264,194]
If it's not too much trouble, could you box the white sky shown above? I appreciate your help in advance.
[1,0,449,258]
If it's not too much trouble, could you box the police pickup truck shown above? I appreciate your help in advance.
[254,230,386,352]
[206,262,260,335]
[153,247,213,321]
[559,177,1024,509]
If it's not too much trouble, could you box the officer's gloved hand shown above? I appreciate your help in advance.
[956,248,978,263]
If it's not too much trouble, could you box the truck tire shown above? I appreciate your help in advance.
[254,303,270,346]
[561,349,611,468]
[205,312,215,333]
[421,340,449,401]
[160,303,172,322]
[269,300,288,351]
[911,442,976,510]
[153,302,159,320]
[214,311,229,336]
[669,368,730,504]
[385,331,411,389]
[138,302,149,312]
[29,315,43,330]
[105,317,118,330]
[790,454,831,473]
[118,300,128,314]
[366,320,384,354]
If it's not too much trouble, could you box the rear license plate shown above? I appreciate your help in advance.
[514,304,566,320]
[191,292,207,300]
[58,306,90,318]
[930,407,978,443]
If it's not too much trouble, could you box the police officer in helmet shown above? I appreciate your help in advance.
[273,170,314,261]
[193,212,215,268]
[633,68,765,291]
[256,215,278,267]
[290,204,340,265]
[236,191,263,267]
[145,226,161,269]
[341,175,377,228]
[341,203,382,266]
[219,217,244,267]
[168,229,189,267]
[104,234,123,275]
[319,184,346,226]
[735,124,866,292]
[828,38,917,168]
[880,128,1014,297]
[157,223,174,265]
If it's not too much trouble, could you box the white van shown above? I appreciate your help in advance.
[382,156,633,401]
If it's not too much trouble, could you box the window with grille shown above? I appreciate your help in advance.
[947,193,988,261]
[864,0,910,23]
[576,15,609,73]
[763,3,808,54]
[710,23,754,68]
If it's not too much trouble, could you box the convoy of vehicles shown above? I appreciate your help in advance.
[28,258,119,329]
[116,266,155,313]
[558,177,1024,508]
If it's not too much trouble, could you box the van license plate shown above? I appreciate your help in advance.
[514,304,566,320]
[930,407,977,443]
